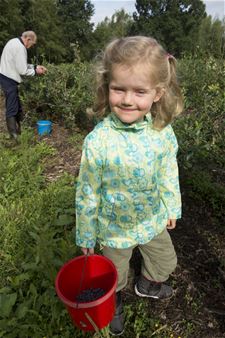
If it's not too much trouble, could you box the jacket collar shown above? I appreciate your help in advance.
[107,112,153,131]
[18,37,25,46]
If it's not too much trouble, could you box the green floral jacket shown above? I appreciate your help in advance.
[76,113,181,249]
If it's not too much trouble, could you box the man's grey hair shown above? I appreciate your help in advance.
[22,31,37,41]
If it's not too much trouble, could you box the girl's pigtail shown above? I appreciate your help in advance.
[87,59,110,122]
[152,55,183,131]
[167,56,183,117]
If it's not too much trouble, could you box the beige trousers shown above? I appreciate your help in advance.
[103,229,177,291]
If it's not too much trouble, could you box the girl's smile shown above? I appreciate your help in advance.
[109,64,163,124]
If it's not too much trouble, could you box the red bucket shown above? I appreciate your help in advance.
[55,254,117,331]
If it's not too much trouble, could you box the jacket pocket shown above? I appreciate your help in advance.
[99,194,135,231]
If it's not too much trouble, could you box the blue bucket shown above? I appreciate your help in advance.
[37,120,52,136]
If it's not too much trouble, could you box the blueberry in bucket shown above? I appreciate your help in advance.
[76,287,106,302]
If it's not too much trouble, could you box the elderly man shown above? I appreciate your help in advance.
[0,31,47,139]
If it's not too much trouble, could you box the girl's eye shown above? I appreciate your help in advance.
[109,84,125,92]
[112,87,124,92]
[136,90,146,95]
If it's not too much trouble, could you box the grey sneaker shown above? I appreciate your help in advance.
[109,292,124,336]
[135,275,173,300]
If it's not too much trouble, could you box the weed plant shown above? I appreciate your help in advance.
[0,131,77,337]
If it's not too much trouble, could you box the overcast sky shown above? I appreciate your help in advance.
[91,0,225,25]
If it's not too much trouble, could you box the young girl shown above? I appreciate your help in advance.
[76,36,183,336]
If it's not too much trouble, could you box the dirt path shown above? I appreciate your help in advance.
[38,124,83,181]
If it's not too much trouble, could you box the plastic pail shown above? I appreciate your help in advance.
[55,254,117,331]
[37,120,52,135]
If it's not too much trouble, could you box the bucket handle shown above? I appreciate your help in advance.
[76,254,88,308]
[84,312,107,337]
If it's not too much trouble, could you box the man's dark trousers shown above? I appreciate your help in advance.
[0,73,22,118]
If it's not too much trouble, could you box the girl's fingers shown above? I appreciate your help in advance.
[81,247,94,255]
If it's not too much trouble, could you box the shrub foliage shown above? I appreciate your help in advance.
[174,56,225,221]
[20,61,95,129]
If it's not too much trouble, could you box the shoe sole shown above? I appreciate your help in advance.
[134,284,159,299]
[109,329,125,336]
[134,284,174,300]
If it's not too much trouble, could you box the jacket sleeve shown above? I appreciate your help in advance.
[158,126,182,219]
[75,132,103,248]
[15,46,35,77]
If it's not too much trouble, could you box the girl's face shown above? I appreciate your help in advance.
[109,64,163,124]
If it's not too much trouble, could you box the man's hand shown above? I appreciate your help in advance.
[81,247,94,255]
[36,65,47,75]
[167,219,177,229]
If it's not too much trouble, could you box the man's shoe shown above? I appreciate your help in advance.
[109,291,124,336]
[135,275,173,300]
[6,116,19,139]
[15,112,23,134]
[16,121,21,135]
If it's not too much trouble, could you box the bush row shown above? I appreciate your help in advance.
[174,56,225,222]
[20,62,95,129]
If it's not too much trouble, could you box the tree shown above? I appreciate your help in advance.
[0,0,94,63]
[197,16,225,58]
[210,18,225,58]
[0,0,24,52]
[19,0,66,63]
[57,0,94,61]
[91,9,133,58]
[130,0,207,56]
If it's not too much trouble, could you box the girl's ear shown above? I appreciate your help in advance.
[153,88,165,103]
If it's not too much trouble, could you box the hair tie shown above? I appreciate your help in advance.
[167,53,174,60]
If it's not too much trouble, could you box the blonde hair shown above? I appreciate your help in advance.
[93,36,183,130]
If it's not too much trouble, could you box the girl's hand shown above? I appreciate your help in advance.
[167,219,176,229]
[81,247,94,255]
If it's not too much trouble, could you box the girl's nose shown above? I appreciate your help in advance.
[122,91,133,105]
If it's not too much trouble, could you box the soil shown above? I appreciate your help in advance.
[1,96,225,337]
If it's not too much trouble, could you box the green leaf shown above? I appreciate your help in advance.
[64,208,75,215]
[13,273,30,287]
[0,287,11,294]
[29,231,40,241]
[54,214,74,226]
[21,262,38,271]
[15,303,28,319]
[29,283,37,296]
[0,293,17,317]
